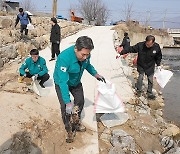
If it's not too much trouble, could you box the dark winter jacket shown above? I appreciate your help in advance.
[120,41,162,76]
[50,23,61,44]
[120,36,130,50]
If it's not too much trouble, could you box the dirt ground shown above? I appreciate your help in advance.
[0,61,92,154]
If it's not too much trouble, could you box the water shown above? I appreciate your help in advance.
[162,48,180,126]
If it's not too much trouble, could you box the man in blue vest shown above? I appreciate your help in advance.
[15,8,32,36]
[19,49,50,88]
[53,36,106,143]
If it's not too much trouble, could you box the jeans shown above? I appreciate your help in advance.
[20,25,28,35]
[136,72,154,94]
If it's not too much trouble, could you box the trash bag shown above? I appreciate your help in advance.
[27,23,34,30]
[154,68,173,88]
[94,80,125,113]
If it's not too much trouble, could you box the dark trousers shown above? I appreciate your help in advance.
[55,83,84,132]
[20,25,28,35]
[136,72,153,94]
[20,72,50,85]
[51,43,60,59]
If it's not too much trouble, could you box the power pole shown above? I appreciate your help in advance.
[163,9,167,29]
[52,0,57,17]
[145,10,151,27]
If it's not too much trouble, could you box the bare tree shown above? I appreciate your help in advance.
[78,0,109,25]
[122,2,134,22]
[20,0,35,12]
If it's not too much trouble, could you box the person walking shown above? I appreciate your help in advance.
[49,17,61,61]
[120,32,130,50]
[15,8,32,37]
[119,35,162,99]
[53,36,106,143]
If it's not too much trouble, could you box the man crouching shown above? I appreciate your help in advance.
[19,49,50,88]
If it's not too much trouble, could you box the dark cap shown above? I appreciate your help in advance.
[19,8,23,12]
[51,17,57,24]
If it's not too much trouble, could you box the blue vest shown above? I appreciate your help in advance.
[18,12,29,25]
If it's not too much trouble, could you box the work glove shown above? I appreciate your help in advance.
[56,41,60,44]
[66,102,73,114]
[32,74,38,80]
[116,54,120,59]
[95,74,106,83]
[157,66,162,71]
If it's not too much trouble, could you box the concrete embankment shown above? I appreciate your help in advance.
[112,23,174,48]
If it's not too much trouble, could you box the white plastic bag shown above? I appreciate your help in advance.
[27,23,34,30]
[154,68,173,88]
[94,80,125,113]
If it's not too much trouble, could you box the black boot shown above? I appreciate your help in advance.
[147,92,156,100]
[49,58,55,61]
[39,82,45,88]
[66,131,76,143]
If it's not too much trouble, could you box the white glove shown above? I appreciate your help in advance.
[66,102,73,114]
[32,74,38,81]
[34,74,38,80]
[157,66,162,71]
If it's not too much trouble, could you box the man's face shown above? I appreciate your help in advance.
[51,21,55,25]
[75,48,91,61]
[145,40,154,48]
[20,11,23,15]
[31,55,39,62]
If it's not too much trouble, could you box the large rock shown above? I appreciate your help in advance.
[2,35,15,45]
[166,147,180,154]
[100,128,111,143]
[162,124,180,136]
[32,36,48,50]
[1,19,12,28]
[132,114,159,135]
[148,97,164,110]
[16,42,26,58]
[100,113,129,128]
[109,146,125,154]
[0,45,18,59]
[110,129,136,152]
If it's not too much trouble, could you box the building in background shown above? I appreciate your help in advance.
[0,0,19,12]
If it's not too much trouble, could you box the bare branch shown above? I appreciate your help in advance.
[78,0,109,25]
[122,2,134,22]
[20,0,36,12]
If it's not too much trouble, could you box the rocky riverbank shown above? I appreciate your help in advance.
[97,30,180,154]
[0,15,90,70]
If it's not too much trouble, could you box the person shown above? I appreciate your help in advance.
[49,17,61,61]
[119,35,162,99]
[53,36,106,143]
[15,8,32,36]
[120,32,130,50]
[19,49,50,88]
